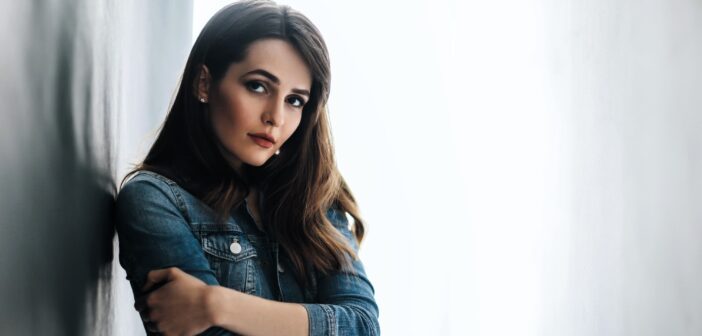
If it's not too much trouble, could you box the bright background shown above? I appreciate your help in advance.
[111,1,702,335]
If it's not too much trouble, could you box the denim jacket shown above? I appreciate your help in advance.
[115,171,380,336]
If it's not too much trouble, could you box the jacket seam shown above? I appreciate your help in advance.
[136,171,191,222]
[321,304,336,336]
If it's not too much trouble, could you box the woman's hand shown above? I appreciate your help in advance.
[134,267,216,336]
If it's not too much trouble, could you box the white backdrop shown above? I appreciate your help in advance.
[114,1,702,335]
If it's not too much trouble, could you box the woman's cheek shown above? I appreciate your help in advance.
[283,121,301,143]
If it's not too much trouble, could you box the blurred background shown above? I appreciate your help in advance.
[1,0,700,335]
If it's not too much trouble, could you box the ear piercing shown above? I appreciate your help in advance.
[199,97,207,103]
[275,149,280,155]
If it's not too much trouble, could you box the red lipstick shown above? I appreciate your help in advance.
[248,133,276,149]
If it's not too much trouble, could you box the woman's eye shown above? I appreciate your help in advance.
[288,96,306,108]
[246,81,266,93]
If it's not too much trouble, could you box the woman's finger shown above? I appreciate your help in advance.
[142,267,179,292]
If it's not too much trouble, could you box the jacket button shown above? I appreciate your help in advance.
[229,242,242,254]
[277,262,285,273]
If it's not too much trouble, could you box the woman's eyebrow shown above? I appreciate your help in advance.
[241,68,310,97]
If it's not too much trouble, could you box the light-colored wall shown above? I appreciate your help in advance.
[0,1,192,335]
[250,0,701,335]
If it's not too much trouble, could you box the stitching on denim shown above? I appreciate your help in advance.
[321,304,336,336]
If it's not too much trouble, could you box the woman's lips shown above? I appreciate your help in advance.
[248,134,274,149]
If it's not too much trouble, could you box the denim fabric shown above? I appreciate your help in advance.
[116,171,380,336]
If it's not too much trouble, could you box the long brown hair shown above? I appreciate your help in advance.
[122,0,365,284]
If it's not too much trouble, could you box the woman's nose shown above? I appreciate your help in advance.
[263,97,285,126]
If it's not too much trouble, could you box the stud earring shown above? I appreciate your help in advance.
[274,149,280,155]
[199,97,207,103]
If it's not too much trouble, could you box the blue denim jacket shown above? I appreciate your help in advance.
[116,171,380,336]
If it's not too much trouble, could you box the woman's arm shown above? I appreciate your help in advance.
[301,208,381,336]
[208,285,309,336]
[116,174,236,335]
[137,266,308,336]
[200,208,380,336]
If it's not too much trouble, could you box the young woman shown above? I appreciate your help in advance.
[115,1,379,335]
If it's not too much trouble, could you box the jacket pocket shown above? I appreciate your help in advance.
[201,232,258,294]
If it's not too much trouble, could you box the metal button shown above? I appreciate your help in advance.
[229,242,242,254]
[277,262,284,273]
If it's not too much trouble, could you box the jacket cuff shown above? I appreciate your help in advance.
[302,303,336,336]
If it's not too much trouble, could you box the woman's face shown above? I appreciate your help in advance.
[199,38,312,170]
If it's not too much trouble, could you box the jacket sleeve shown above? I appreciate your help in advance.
[115,176,236,336]
[301,208,381,336]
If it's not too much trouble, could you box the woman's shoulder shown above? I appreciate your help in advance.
[117,170,222,226]
[116,170,187,214]
[114,170,197,238]
[325,206,349,227]
[122,170,180,189]
[325,206,355,240]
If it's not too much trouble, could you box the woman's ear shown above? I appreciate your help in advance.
[193,64,211,102]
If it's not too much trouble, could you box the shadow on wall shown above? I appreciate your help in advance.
[0,0,194,333]
[2,1,120,334]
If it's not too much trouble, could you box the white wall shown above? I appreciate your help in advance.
[190,1,702,335]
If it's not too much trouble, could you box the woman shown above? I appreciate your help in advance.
[115,1,379,335]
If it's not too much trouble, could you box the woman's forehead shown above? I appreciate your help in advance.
[234,38,312,89]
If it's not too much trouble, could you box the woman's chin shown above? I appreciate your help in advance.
[242,154,273,167]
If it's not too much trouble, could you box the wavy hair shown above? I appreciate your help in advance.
[122,0,364,285]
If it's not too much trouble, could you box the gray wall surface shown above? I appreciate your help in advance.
[0,1,192,335]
